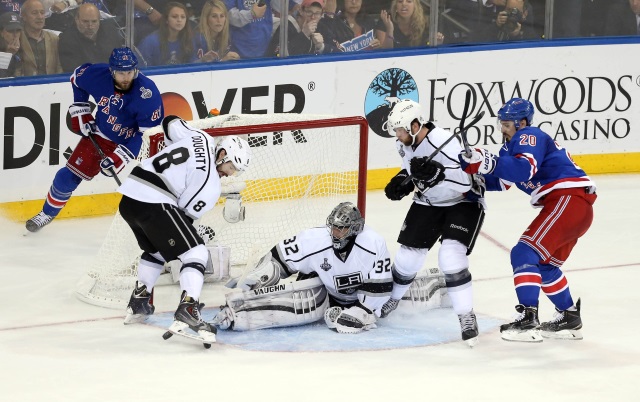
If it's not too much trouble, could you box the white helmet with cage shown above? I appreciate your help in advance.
[386,99,427,146]
[215,136,251,174]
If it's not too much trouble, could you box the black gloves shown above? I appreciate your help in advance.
[384,170,414,200]
[410,157,445,190]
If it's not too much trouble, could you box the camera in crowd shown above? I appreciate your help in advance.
[503,7,523,32]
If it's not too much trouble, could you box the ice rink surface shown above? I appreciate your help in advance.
[1,174,638,402]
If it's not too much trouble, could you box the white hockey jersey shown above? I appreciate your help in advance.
[273,225,393,316]
[397,126,473,207]
[118,121,221,220]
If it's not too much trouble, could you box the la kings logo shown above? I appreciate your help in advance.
[334,272,362,295]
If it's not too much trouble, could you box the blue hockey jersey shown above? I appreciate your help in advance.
[483,126,596,207]
[70,63,164,157]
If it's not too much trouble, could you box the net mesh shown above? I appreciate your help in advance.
[76,114,368,309]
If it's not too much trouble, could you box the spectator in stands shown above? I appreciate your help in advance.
[604,0,640,36]
[271,0,300,34]
[0,12,22,77]
[321,0,380,50]
[266,0,325,56]
[112,0,166,45]
[439,0,501,44]
[376,0,443,49]
[138,1,205,66]
[197,0,239,61]
[0,1,22,14]
[479,0,537,41]
[57,3,123,72]
[225,0,272,59]
[17,0,63,76]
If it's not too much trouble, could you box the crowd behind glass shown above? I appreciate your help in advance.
[0,0,638,78]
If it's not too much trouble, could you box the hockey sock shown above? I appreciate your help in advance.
[511,242,542,307]
[180,265,205,300]
[138,252,164,291]
[539,263,574,311]
[392,246,427,299]
[440,239,473,315]
[43,168,82,217]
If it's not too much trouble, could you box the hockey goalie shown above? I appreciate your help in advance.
[213,202,448,334]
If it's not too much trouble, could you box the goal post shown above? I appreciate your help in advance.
[76,113,370,309]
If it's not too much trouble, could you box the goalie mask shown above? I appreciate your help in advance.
[498,98,534,130]
[326,202,364,250]
[215,136,251,175]
[386,99,427,146]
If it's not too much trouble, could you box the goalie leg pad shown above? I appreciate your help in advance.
[216,277,328,331]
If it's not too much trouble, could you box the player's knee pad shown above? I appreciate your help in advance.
[395,245,428,276]
[53,167,82,192]
[438,238,469,274]
[443,268,472,289]
[178,244,209,267]
[510,242,541,272]
[141,251,165,269]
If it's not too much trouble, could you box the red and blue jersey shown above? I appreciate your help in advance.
[483,126,596,206]
[70,63,164,157]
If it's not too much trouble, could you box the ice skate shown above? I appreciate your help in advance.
[539,298,583,340]
[380,298,400,318]
[458,310,479,347]
[123,281,155,324]
[25,211,54,233]
[163,291,216,348]
[500,304,542,342]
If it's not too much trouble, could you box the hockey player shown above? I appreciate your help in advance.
[26,47,164,232]
[213,202,395,334]
[120,116,251,343]
[382,99,485,347]
[459,98,596,342]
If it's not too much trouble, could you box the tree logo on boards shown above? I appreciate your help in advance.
[364,68,419,138]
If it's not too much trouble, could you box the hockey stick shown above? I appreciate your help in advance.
[400,110,485,186]
[459,90,473,158]
[87,133,122,186]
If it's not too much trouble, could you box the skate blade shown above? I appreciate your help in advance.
[500,329,543,343]
[164,321,216,348]
[541,329,583,340]
[464,337,479,348]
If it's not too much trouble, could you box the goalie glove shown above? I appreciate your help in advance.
[69,102,96,137]
[384,169,414,201]
[223,193,245,223]
[410,157,445,190]
[334,305,377,334]
[458,148,497,175]
[100,144,135,177]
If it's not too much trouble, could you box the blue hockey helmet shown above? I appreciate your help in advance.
[109,47,138,75]
[497,98,534,129]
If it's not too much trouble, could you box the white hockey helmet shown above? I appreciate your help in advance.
[215,136,251,174]
[386,99,427,146]
[326,202,364,250]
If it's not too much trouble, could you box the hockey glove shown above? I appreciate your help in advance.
[334,305,377,334]
[458,148,497,175]
[69,102,96,137]
[100,144,135,177]
[384,170,415,201]
[410,157,445,189]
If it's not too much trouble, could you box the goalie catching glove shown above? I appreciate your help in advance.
[325,305,377,334]
[458,148,497,175]
[100,144,135,177]
[410,157,445,190]
[69,102,96,137]
[384,169,414,201]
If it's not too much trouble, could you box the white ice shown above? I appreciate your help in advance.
[1,174,638,402]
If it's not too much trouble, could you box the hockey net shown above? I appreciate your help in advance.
[76,114,369,309]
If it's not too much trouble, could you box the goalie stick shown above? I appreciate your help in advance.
[87,133,122,186]
[400,110,485,186]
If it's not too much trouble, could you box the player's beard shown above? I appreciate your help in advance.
[114,79,132,92]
